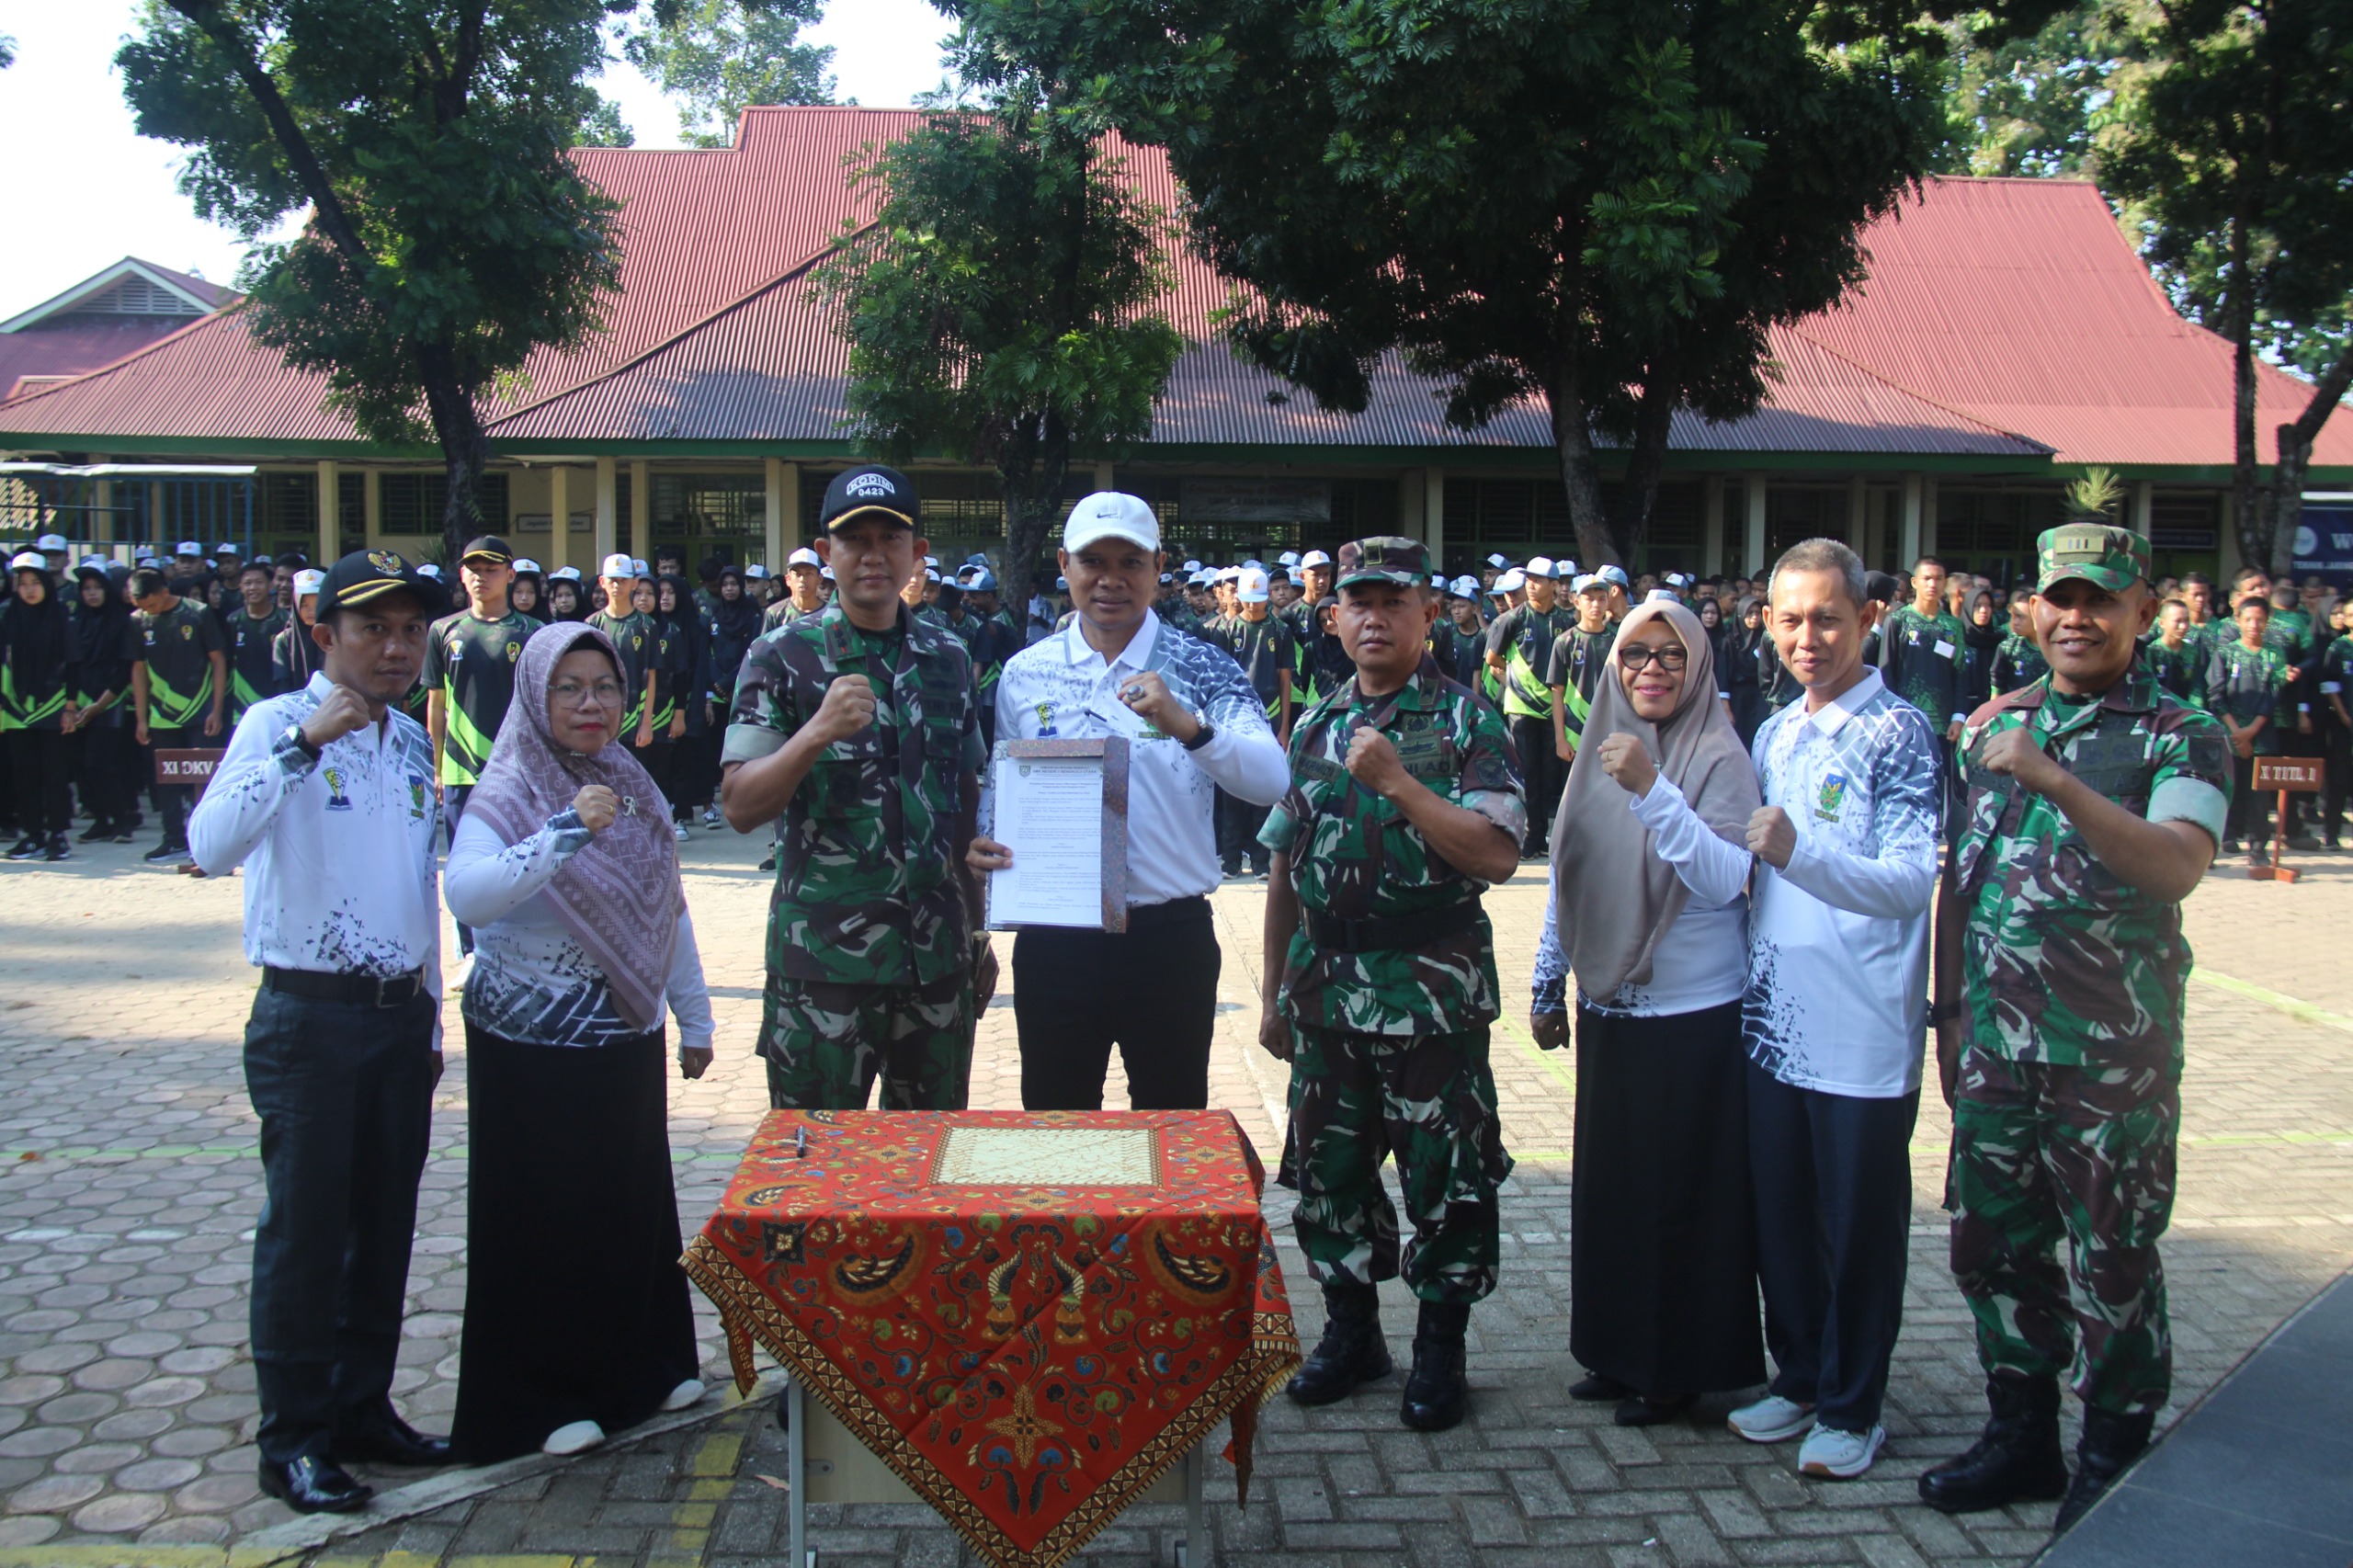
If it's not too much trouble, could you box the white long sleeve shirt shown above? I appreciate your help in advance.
[189,674,443,1044]
[989,610,1290,907]
[1743,668,1939,1097]
[445,809,714,1051]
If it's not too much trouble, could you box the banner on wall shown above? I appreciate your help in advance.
[2290,496,2353,584]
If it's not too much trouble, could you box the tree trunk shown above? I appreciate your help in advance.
[417,344,489,566]
[2226,214,2270,574]
[1610,365,1680,569]
[1549,353,1613,568]
[2268,339,2353,580]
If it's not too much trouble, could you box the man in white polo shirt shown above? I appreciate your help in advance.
[971,494,1289,1109]
[1728,537,1939,1482]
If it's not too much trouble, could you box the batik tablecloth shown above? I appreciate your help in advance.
[682,1108,1301,1568]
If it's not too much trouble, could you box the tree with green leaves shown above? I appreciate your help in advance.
[2100,0,2353,573]
[1939,5,2132,176]
[811,89,1183,619]
[946,0,1950,568]
[118,1,639,560]
[624,0,835,147]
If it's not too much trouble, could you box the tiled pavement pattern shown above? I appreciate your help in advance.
[0,828,2347,1567]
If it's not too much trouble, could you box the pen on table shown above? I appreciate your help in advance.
[794,1126,808,1160]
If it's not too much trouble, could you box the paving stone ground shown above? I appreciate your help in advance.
[0,824,2347,1567]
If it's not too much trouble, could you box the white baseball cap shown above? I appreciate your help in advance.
[1485,552,1511,570]
[744,563,770,579]
[1063,492,1161,555]
[1182,559,1202,573]
[292,569,326,597]
[1449,575,1481,598]
[631,557,649,578]
[1646,587,1680,603]
[1573,573,1608,594]
[7,551,43,572]
[1494,569,1527,593]
[1555,558,1578,577]
[821,566,835,580]
[1278,551,1302,567]
[416,563,442,579]
[549,565,584,583]
[1235,567,1271,603]
[77,555,110,573]
[787,546,822,569]
[512,557,541,574]
[176,540,203,557]
[1289,569,1305,585]
[926,567,941,583]
[1525,556,1558,580]
[35,533,67,552]
[600,552,634,578]
[214,540,241,556]
[1300,549,1333,569]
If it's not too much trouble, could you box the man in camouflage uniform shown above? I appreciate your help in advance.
[1257,537,1526,1434]
[1922,523,2229,1539]
[720,463,986,1110]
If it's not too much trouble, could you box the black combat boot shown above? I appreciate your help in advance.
[1399,1300,1471,1432]
[1287,1282,1391,1406]
[2050,1404,2154,1536]
[1917,1374,2071,1514]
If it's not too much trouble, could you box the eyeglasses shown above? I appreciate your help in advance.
[1617,644,1688,672]
[550,678,625,706]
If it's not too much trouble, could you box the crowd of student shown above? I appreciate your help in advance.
[11,466,2275,1551]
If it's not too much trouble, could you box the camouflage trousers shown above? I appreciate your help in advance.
[1948,1048,2177,1415]
[761,970,973,1111]
[1277,1023,1512,1304]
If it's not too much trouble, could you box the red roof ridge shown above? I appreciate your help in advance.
[0,301,253,410]
[1779,324,2052,452]
[483,230,870,431]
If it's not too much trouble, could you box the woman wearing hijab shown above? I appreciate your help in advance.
[1959,585,2001,712]
[544,571,585,623]
[64,563,140,845]
[1731,594,1770,744]
[444,622,714,1461]
[1531,599,1765,1426]
[704,565,760,782]
[3,553,78,861]
[508,560,544,621]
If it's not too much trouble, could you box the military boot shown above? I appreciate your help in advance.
[1399,1301,1471,1432]
[1287,1283,1391,1406]
[1917,1374,2071,1514]
[2050,1405,2154,1537]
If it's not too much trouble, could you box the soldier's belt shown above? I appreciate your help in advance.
[1303,899,1483,955]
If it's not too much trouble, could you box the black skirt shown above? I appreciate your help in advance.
[450,1022,701,1463]
[1570,998,1764,1396]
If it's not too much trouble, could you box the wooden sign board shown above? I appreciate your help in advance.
[2254,757,2325,792]
[154,749,226,795]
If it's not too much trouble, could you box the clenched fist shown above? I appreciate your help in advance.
[301,685,372,749]
[1745,805,1797,869]
[1344,725,1408,797]
[811,675,878,746]
[574,785,619,834]
[1976,726,2063,795]
[1596,733,1656,798]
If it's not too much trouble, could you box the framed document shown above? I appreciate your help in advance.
[984,737,1130,932]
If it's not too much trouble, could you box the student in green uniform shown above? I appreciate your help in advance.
[2319,599,2352,848]
[223,562,290,722]
[129,566,228,865]
[1990,597,2049,695]
[1484,557,1573,858]
[1881,556,1968,743]
[2139,598,2204,706]
[587,554,658,750]
[1924,524,2228,1539]
[2206,595,2289,858]
[1212,567,1296,877]
[424,537,540,960]
[1545,574,1619,768]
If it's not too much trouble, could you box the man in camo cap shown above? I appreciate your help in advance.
[1256,536,1524,1434]
[1920,521,2230,1540]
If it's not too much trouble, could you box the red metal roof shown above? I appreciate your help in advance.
[0,109,2330,470]
[0,318,204,403]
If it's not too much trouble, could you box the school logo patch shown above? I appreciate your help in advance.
[180,625,193,641]
[1033,700,1057,738]
[505,641,520,662]
[1814,770,1847,824]
[408,778,428,819]
[323,767,352,812]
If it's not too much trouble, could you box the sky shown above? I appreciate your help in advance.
[0,0,953,316]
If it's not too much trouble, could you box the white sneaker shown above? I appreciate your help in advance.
[660,1378,705,1413]
[1797,1422,1885,1479]
[701,807,722,829]
[672,824,689,841]
[541,1419,606,1456]
[1728,1393,1817,1444]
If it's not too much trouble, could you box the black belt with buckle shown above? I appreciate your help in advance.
[263,966,426,1007]
[1302,900,1483,955]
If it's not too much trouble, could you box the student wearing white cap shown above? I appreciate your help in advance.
[1209,565,1296,877]
[1484,556,1574,858]
[972,494,1289,1109]
[765,546,827,632]
[35,533,72,574]
[273,569,329,694]
[588,553,658,753]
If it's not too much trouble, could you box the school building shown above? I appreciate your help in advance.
[3,107,2348,583]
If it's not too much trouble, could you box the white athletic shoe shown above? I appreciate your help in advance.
[1797,1422,1885,1479]
[660,1378,706,1413]
[673,824,689,842]
[541,1419,606,1456]
[1728,1393,1817,1444]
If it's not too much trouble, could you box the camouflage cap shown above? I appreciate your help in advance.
[1335,536,1430,590]
[2036,521,2151,594]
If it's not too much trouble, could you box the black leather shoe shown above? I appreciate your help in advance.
[258,1455,373,1514]
[1399,1301,1471,1432]
[2052,1405,2154,1537]
[336,1413,452,1468]
[1918,1374,2071,1514]
[1288,1282,1392,1406]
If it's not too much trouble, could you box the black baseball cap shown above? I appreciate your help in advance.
[459,534,514,565]
[316,549,449,617]
[820,464,918,533]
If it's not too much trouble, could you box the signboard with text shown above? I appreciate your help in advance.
[154,749,226,795]
[2254,757,2325,792]
[2290,497,2353,585]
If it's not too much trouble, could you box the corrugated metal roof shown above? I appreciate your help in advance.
[0,318,203,403]
[0,111,2322,468]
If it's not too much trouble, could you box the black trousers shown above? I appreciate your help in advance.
[149,724,195,847]
[2282,724,2325,836]
[1013,895,1219,1110]
[2323,722,2351,845]
[2226,751,2278,846]
[1216,790,1269,874]
[1509,715,1562,854]
[1747,1061,1920,1433]
[242,983,436,1464]
[69,722,131,828]
[7,728,71,837]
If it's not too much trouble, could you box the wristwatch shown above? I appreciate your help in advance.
[1927,999,1960,1026]
[1180,714,1216,752]
[287,723,323,764]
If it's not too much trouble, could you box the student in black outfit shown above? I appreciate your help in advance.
[224,563,291,725]
[654,574,709,835]
[2319,599,2352,849]
[65,564,140,845]
[2,554,76,861]
[1959,586,2002,712]
[131,568,231,865]
[703,566,761,823]
[1208,567,1293,878]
